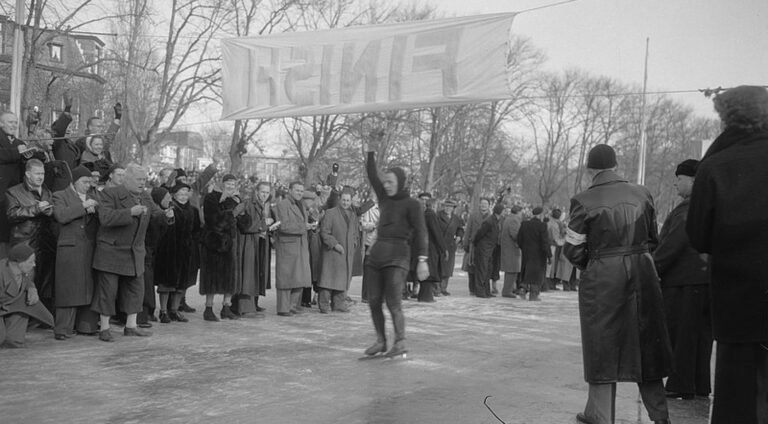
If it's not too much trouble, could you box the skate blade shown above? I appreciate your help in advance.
[384,351,408,360]
[357,354,385,361]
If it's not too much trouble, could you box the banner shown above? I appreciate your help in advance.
[221,13,516,120]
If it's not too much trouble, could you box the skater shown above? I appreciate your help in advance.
[362,130,427,358]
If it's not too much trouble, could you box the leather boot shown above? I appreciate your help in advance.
[364,340,387,356]
[203,306,220,322]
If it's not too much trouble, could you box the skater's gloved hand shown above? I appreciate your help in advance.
[416,260,429,282]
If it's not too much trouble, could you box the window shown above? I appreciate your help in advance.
[265,163,277,182]
[49,43,63,62]
[89,45,101,74]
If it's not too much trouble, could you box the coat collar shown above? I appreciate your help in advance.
[589,170,627,189]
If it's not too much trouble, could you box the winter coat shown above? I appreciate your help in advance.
[462,211,489,271]
[653,199,708,288]
[437,209,464,278]
[518,217,551,284]
[564,169,671,383]
[273,197,312,289]
[686,127,768,343]
[92,186,163,277]
[50,112,81,171]
[156,200,200,291]
[0,259,53,327]
[199,191,243,295]
[424,207,447,282]
[51,186,98,307]
[6,182,57,299]
[499,212,522,273]
[0,129,23,243]
[318,206,359,291]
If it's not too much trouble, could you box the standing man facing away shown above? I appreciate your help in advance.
[462,197,490,296]
[518,207,551,301]
[472,203,504,298]
[362,130,427,358]
[653,159,712,400]
[686,85,768,424]
[499,205,523,298]
[564,144,671,424]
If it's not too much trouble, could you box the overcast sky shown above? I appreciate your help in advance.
[437,0,768,118]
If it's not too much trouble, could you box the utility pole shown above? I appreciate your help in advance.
[636,37,650,185]
[10,0,25,120]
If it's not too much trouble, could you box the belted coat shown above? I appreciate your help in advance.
[273,197,311,290]
[318,206,358,291]
[564,170,672,384]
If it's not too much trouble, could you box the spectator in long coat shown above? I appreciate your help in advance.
[686,85,768,424]
[253,182,274,311]
[0,112,24,258]
[546,209,571,291]
[417,193,444,302]
[200,174,246,321]
[499,205,523,298]
[0,243,54,347]
[272,181,313,316]
[462,198,490,296]
[318,190,358,313]
[472,203,504,298]
[137,187,172,327]
[564,144,671,424]
[437,199,463,296]
[654,159,712,400]
[51,166,100,338]
[91,164,171,342]
[302,190,323,308]
[6,159,56,312]
[231,182,268,316]
[518,207,551,301]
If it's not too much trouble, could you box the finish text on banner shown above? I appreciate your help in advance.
[221,13,516,120]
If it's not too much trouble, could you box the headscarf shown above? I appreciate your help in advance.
[386,166,409,200]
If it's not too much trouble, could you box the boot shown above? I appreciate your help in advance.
[203,306,220,322]
[159,311,171,324]
[491,280,499,295]
[220,304,240,320]
[364,340,387,356]
[179,297,196,313]
[168,311,188,322]
[385,341,407,358]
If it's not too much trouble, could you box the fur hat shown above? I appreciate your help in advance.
[71,165,92,182]
[675,159,699,177]
[713,85,768,131]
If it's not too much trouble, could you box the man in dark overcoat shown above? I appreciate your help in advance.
[91,164,171,342]
[564,144,671,424]
[6,159,56,311]
[518,206,551,301]
[51,166,100,338]
[462,198,490,296]
[416,193,444,302]
[0,111,24,259]
[686,85,768,424]
[472,203,504,298]
[653,159,712,400]
[437,199,463,296]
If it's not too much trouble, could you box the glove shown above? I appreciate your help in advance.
[332,163,339,173]
[114,102,122,120]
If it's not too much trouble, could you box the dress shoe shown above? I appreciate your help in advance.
[364,340,387,356]
[220,305,240,320]
[54,333,68,341]
[255,305,266,312]
[203,307,220,322]
[576,412,595,424]
[277,312,293,317]
[441,291,451,296]
[99,329,114,342]
[124,327,152,337]
[148,314,158,322]
[138,322,153,328]
[179,301,196,313]
[159,311,171,324]
[168,311,189,322]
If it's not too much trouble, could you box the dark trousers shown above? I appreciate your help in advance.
[584,380,668,423]
[712,342,768,424]
[0,314,28,347]
[418,281,436,302]
[467,272,475,294]
[138,273,156,324]
[662,285,713,396]
[91,271,144,316]
[55,306,99,336]
[365,264,407,344]
[301,286,313,305]
[474,250,493,297]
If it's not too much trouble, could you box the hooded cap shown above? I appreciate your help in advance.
[675,159,699,177]
[8,242,34,263]
[386,166,410,200]
[586,144,617,169]
[151,187,169,207]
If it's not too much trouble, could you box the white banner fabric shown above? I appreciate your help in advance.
[221,13,516,120]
